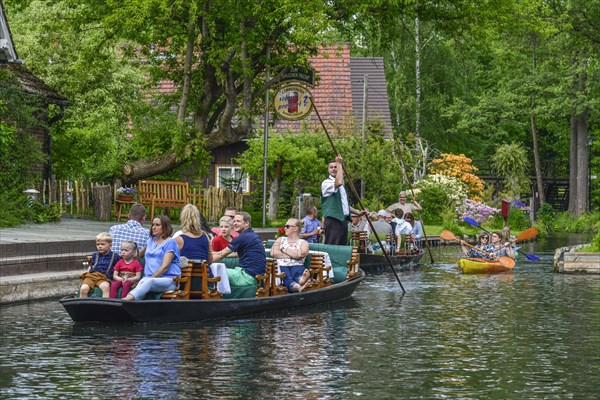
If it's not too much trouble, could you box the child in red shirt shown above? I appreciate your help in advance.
[109,240,143,298]
[211,216,234,252]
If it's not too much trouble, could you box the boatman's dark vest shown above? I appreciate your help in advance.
[321,187,345,222]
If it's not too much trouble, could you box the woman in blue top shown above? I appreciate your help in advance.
[123,215,181,300]
[175,204,214,264]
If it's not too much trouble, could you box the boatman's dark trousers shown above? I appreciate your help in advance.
[324,216,348,246]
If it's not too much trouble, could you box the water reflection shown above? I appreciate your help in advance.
[0,234,598,399]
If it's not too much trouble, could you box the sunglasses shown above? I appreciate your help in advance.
[284,225,295,229]
[481,237,489,240]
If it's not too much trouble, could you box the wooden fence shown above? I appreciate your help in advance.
[36,179,243,223]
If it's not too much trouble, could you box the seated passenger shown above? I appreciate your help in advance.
[175,204,214,264]
[79,232,120,298]
[109,240,143,299]
[212,216,234,252]
[212,212,266,290]
[123,215,181,300]
[270,218,311,293]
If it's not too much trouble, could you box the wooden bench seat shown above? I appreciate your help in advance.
[138,180,199,221]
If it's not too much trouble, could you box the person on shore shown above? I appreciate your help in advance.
[300,206,322,244]
[211,206,239,239]
[386,191,422,215]
[270,218,311,292]
[321,155,365,245]
[79,232,119,298]
[212,216,234,252]
[460,233,494,259]
[109,203,149,255]
[175,204,213,265]
[123,215,181,301]
[109,240,143,299]
[212,212,266,290]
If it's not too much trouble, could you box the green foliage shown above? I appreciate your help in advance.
[491,143,530,200]
[441,207,465,236]
[25,202,62,223]
[489,207,531,230]
[0,70,49,226]
[414,184,449,225]
[535,203,555,230]
[590,232,600,252]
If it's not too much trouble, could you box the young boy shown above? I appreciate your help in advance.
[79,232,120,298]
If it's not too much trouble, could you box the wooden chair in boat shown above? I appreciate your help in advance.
[256,258,274,297]
[351,231,368,253]
[303,253,331,291]
[345,247,360,281]
[161,262,193,300]
[270,261,289,296]
[188,259,223,299]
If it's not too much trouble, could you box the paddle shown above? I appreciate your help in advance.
[462,217,540,261]
[439,230,516,269]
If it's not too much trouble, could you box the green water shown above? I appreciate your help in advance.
[0,234,598,399]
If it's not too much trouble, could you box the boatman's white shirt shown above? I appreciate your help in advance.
[322,176,350,216]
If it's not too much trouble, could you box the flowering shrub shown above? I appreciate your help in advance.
[460,199,499,224]
[415,174,468,224]
[416,174,467,209]
[428,153,485,201]
[117,187,137,196]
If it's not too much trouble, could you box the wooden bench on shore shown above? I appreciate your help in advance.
[138,180,201,221]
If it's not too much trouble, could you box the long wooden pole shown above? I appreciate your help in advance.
[312,99,406,293]
[392,140,435,263]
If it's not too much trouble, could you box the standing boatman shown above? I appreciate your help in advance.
[321,155,365,245]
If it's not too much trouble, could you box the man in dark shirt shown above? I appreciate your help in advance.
[212,211,266,288]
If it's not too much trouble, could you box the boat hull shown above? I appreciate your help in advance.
[359,251,424,273]
[458,258,513,274]
[60,270,365,323]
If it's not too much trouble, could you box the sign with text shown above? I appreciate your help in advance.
[279,67,315,86]
[273,84,313,120]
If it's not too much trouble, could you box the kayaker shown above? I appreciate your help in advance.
[490,231,515,259]
[460,233,495,260]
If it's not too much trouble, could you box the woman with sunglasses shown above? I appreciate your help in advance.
[460,233,494,259]
[270,218,311,292]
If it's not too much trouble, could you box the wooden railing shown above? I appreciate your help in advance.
[35,179,243,223]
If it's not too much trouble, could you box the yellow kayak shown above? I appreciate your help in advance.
[458,258,514,274]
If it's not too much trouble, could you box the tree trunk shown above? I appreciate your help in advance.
[568,109,590,216]
[267,162,282,220]
[568,61,590,216]
[530,114,545,205]
[177,18,196,127]
[93,185,112,221]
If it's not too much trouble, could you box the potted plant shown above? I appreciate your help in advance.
[116,187,137,202]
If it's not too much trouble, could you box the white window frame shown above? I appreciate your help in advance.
[215,165,249,193]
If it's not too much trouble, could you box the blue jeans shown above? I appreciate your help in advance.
[279,265,306,291]
[128,276,176,300]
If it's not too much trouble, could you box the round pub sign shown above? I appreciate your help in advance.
[273,84,313,120]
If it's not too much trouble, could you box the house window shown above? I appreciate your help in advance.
[216,165,249,193]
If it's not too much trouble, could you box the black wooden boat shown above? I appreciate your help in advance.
[60,270,365,323]
[359,250,424,273]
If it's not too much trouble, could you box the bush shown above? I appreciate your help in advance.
[490,207,531,230]
[25,202,62,223]
[535,203,555,230]
[416,185,450,225]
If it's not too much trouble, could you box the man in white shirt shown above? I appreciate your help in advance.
[320,155,363,245]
